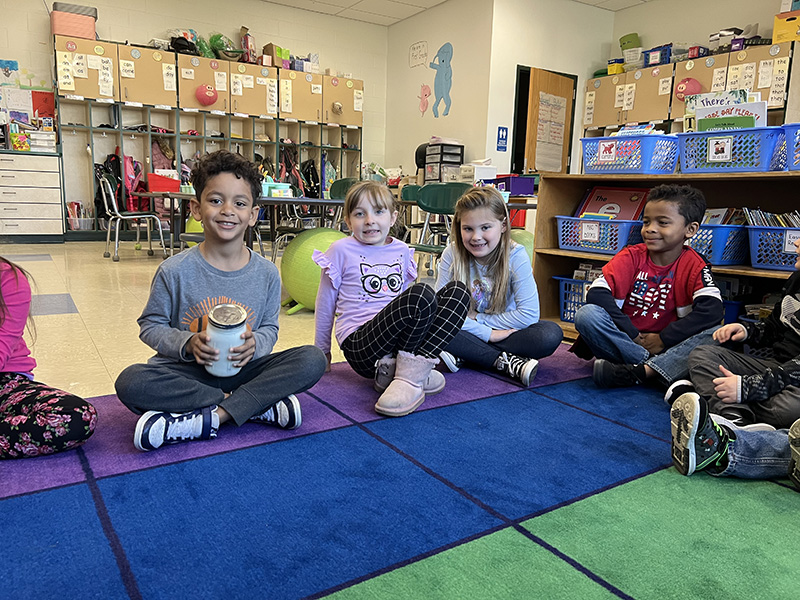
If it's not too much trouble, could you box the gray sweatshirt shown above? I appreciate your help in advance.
[138,246,280,364]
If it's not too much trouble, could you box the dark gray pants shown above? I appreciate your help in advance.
[688,344,800,428]
[444,320,564,369]
[115,346,327,426]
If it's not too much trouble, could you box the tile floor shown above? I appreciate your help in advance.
[0,241,345,399]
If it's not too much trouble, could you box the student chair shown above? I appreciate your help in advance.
[409,182,472,277]
[99,176,168,262]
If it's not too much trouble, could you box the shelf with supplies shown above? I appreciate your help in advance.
[534,172,800,338]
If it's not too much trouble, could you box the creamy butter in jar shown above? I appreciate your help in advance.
[205,303,248,377]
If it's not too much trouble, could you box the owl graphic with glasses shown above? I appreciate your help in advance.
[360,262,403,297]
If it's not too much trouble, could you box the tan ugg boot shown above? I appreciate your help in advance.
[373,354,446,394]
[374,351,438,417]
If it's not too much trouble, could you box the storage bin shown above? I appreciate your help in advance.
[488,175,537,196]
[722,300,743,325]
[68,217,94,230]
[556,216,643,255]
[262,182,292,197]
[581,135,679,174]
[687,224,748,265]
[553,276,590,323]
[50,4,97,40]
[783,122,800,170]
[747,226,800,271]
[148,174,180,193]
[677,127,786,173]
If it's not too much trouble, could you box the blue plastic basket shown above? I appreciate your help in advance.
[677,126,786,173]
[687,224,748,265]
[553,276,589,323]
[747,226,800,271]
[581,135,678,174]
[556,216,643,255]
[784,123,800,171]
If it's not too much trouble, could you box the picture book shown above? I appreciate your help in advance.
[702,207,748,225]
[697,115,756,131]
[685,89,748,115]
[9,132,29,151]
[695,101,767,127]
[575,186,648,221]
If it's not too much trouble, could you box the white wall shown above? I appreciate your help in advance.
[612,0,783,57]
[385,0,494,171]
[2,0,389,164]
[486,0,614,173]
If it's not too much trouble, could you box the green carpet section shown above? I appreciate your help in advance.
[523,468,800,599]
[328,527,616,599]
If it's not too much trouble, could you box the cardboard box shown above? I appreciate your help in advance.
[774,11,800,44]
[256,55,272,66]
[262,43,283,64]
[459,164,498,182]
[688,46,708,59]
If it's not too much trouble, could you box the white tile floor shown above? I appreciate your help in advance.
[1,241,344,399]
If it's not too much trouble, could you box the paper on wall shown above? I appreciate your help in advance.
[214,71,227,92]
[583,91,595,125]
[231,74,243,96]
[5,88,32,112]
[354,89,363,112]
[769,57,790,106]
[741,62,756,91]
[623,83,636,111]
[311,84,322,94]
[726,64,742,90]
[267,79,278,114]
[614,85,624,108]
[758,60,773,89]
[658,77,671,95]
[280,79,292,113]
[181,68,194,80]
[256,77,267,86]
[243,75,254,89]
[73,54,88,79]
[162,63,176,91]
[710,67,727,92]
[535,91,567,172]
[87,55,102,70]
[56,51,75,90]
[120,60,135,78]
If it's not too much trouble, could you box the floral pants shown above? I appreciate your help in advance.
[0,373,97,459]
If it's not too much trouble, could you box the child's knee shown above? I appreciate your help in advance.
[573,303,604,331]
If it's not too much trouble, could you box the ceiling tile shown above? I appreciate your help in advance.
[337,8,400,25]
[266,0,345,15]
[595,0,644,11]
[351,0,422,18]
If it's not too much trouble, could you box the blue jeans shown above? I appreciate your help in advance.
[716,426,792,479]
[573,304,719,385]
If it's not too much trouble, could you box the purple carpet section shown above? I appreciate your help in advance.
[0,343,592,499]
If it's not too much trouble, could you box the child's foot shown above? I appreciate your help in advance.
[664,379,695,405]
[494,352,538,386]
[711,413,776,433]
[249,395,302,430]
[134,405,219,452]
[374,355,445,394]
[670,392,730,476]
[789,418,800,491]
[439,350,463,373]
[592,359,646,388]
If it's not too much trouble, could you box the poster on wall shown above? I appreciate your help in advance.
[535,91,567,172]
[408,41,454,118]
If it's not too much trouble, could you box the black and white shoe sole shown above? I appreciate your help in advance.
[664,379,695,406]
[670,393,701,476]
[789,419,800,491]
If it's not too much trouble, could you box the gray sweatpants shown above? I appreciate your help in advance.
[115,345,327,426]
[688,344,800,429]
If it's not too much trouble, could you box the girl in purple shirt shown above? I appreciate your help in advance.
[0,257,96,458]
[314,181,469,417]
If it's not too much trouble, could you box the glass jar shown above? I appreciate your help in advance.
[205,303,248,377]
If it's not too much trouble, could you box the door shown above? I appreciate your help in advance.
[524,67,575,173]
[322,76,364,126]
[279,70,323,122]
[54,36,119,101]
[177,54,229,112]
[230,64,278,117]
[117,45,177,107]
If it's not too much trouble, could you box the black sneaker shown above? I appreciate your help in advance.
[664,379,695,406]
[592,359,646,388]
[134,405,219,452]
[789,418,800,491]
[249,395,302,430]
[670,392,729,476]
[495,352,538,386]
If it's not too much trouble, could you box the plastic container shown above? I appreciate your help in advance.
[783,122,800,170]
[556,216,643,255]
[581,135,679,174]
[205,304,248,377]
[722,300,743,325]
[68,217,94,230]
[687,224,748,265]
[677,127,786,173]
[553,277,590,323]
[747,226,800,271]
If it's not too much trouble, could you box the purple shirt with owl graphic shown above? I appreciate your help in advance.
[313,235,417,354]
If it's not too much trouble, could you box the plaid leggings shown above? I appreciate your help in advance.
[341,281,469,378]
[0,373,97,459]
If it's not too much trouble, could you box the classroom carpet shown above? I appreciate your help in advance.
[2,344,799,600]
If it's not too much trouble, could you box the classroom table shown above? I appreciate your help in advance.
[134,191,195,255]
[253,196,345,250]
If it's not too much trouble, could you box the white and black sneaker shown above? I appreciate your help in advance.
[664,379,695,406]
[440,350,463,373]
[495,352,538,386]
[249,395,302,430]
[134,405,219,452]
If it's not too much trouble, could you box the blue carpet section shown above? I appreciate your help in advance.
[367,385,670,519]
[98,427,502,600]
[30,293,79,316]
[0,485,129,600]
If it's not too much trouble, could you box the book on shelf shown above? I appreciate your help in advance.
[697,115,756,131]
[574,186,648,221]
[702,207,747,225]
[695,101,767,128]
[743,207,800,227]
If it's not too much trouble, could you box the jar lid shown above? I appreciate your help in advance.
[208,304,247,329]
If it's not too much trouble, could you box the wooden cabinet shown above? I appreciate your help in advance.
[117,45,177,107]
[0,153,63,236]
[725,42,791,108]
[55,36,119,102]
[672,54,730,119]
[534,172,797,338]
[230,64,279,117]
[177,55,229,112]
[624,64,673,124]
[322,76,364,126]
[279,70,322,122]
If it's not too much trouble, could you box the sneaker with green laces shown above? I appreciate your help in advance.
[789,418,800,491]
[670,392,729,476]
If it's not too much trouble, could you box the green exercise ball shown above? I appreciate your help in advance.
[185,215,204,247]
[280,228,347,313]
[510,229,534,264]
